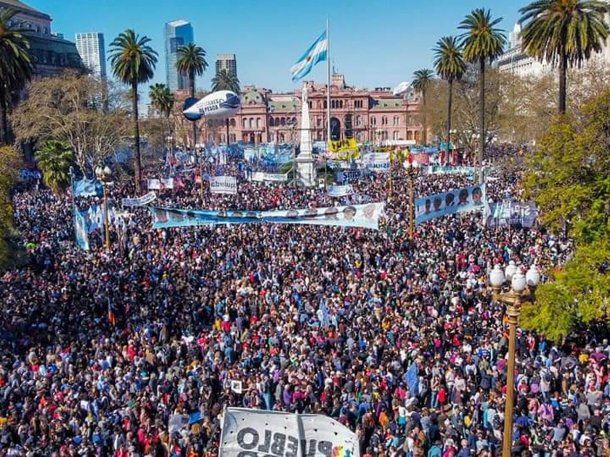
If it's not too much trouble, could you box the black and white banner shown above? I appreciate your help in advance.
[220,408,360,457]
[210,176,238,195]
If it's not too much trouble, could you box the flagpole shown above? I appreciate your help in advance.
[325,18,331,190]
[326,18,331,146]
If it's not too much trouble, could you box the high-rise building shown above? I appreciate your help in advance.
[75,32,106,78]
[165,19,193,92]
[216,53,237,78]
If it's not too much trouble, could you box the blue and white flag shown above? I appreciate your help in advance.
[290,31,328,82]
[406,362,419,397]
[73,206,90,251]
[72,178,103,197]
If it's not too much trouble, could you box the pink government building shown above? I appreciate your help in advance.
[172,74,424,147]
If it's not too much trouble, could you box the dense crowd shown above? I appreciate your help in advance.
[1,147,608,457]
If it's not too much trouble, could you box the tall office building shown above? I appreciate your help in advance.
[75,32,106,78]
[165,19,194,92]
[216,53,237,78]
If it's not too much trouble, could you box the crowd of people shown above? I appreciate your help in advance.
[0,146,607,457]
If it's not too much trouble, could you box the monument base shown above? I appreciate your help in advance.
[295,156,317,187]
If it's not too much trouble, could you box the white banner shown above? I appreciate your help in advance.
[363,153,390,173]
[147,178,174,190]
[220,408,360,457]
[251,172,289,183]
[210,176,238,195]
[327,185,353,197]
[122,192,157,207]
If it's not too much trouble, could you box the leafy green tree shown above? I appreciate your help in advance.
[521,90,610,341]
[176,43,207,148]
[412,69,434,145]
[433,37,466,155]
[519,0,609,114]
[35,140,73,194]
[459,8,506,183]
[0,9,33,144]
[149,83,174,151]
[109,29,158,191]
[0,145,22,265]
[211,69,241,145]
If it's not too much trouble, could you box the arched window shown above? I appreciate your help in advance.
[371,117,376,126]
[230,118,236,127]
[256,118,261,129]
[393,131,399,140]
[249,118,254,128]
[242,118,247,128]
[381,116,387,125]
[280,117,286,126]
[393,116,400,126]
[269,117,275,127]
[356,115,362,126]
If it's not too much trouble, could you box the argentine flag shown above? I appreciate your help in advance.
[290,31,328,82]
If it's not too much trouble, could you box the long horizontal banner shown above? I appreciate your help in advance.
[220,408,360,457]
[150,202,385,230]
[122,192,157,207]
[415,184,485,224]
[427,165,476,175]
[210,176,238,195]
[251,171,289,182]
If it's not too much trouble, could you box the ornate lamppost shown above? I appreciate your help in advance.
[488,262,540,457]
[403,158,420,239]
[94,165,113,251]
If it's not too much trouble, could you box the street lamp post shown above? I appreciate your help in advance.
[403,158,420,239]
[489,262,540,457]
[95,166,113,251]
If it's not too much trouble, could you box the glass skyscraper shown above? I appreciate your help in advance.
[165,19,194,92]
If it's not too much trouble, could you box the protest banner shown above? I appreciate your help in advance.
[73,206,90,251]
[150,202,385,230]
[219,408,360,457]
[327,185,353,197]
[122,192,157,207]
[251,172,289,183]
[362,153,390,173]
[147,178,174,190]
[210,176,238,195]
[415,184,486,224]
[72,178,103,197]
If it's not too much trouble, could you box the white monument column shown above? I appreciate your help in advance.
[296,84,317,186]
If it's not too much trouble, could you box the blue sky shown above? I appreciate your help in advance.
[30,0,521,93]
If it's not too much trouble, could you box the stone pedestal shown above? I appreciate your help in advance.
[296,84,317,187]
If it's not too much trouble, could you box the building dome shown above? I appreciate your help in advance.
[242,90,265,105]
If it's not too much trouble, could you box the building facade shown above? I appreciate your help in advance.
[164,19,193,92]
[498,14,610,77]
[0,0,82,78]
[75,32,106,78]
[216,53,237,78]
[172,74,423,147]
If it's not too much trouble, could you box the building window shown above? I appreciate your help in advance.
[393,131,399,140]
[256,118,261,128]
[354,100,363,109]
[371,117,376,126]
[407,131,413,140]
[323,100,327,109]
[393,116,400,126]
[281,117,286,126]
[269,117,275,127]
[242,118,247,128]
[316,117,322,127]
[230,119,236,127]
[356,115,362,126]
[308,101,312,108]
[249,118,254,129]
[381,116,388,125]
[230,134,236,142]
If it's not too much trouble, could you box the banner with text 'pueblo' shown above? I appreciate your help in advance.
[415,184,486,225]
[150,202,385,230]
[219,408,360,457]
[210,176,238,195]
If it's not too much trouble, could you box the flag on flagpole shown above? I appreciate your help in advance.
[290,31,328,82]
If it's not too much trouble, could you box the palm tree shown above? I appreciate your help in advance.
[519,0,609,114]
[0,9,33,145]
[149,83,175,152]
[35,140,73,194]
[109,29,157,192]
[433,36,467,159]
[176,43,208,149]
[211,69,241,145]
[412,69,434,145]
[459,8,506,183]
